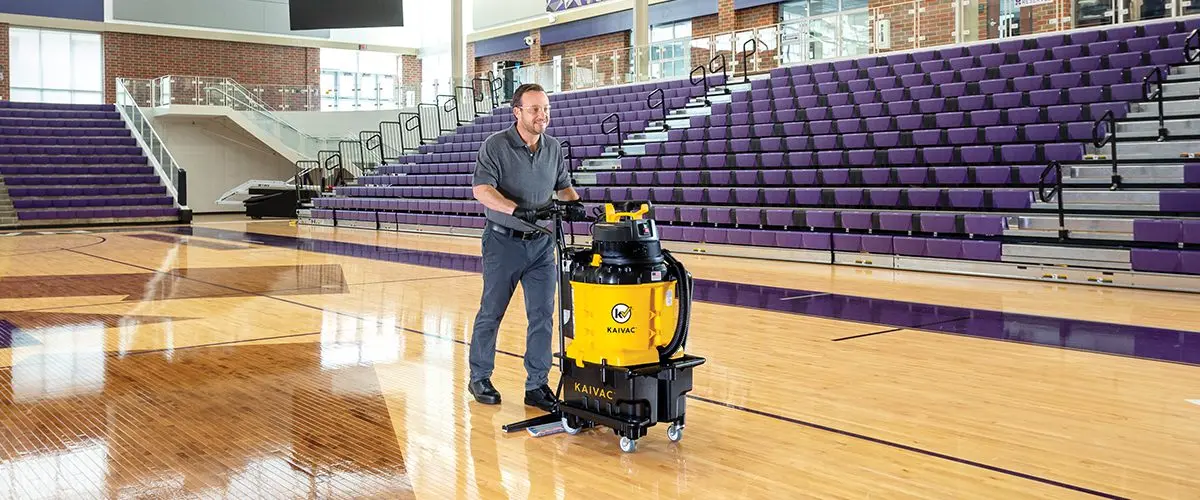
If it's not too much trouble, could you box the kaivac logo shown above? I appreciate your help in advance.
[611,303,631,323]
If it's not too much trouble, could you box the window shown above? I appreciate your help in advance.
[8,27,102,104]
[649,20,692,79]
[778,0,869,65]
[319,48,401,111]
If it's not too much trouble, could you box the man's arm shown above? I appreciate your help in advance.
[556,186,580,202]
[473,184,519,214]
[472,140,520,215]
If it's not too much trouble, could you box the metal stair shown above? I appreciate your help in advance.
[1031,189,1160,211]
[0,180,17,228]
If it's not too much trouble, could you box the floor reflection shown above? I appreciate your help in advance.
[0,340,413,498]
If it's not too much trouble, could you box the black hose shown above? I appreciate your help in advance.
[658,249,691,360]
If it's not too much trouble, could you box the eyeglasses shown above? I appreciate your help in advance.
[517,105,551,115]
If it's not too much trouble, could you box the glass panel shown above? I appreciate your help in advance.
[809,0,839,16]
[70,33,102,92]
[840,11,870,57]
[42,90,71,103]
[72,91,102,104]
[1075,0,1116,29]
[10,28,41,89]
[10,88,40,102]
[810,16,839,61]
[40,30,71,91]
[782,0,809,19]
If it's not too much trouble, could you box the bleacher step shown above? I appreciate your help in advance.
[1128,99,1200,119]
[1087,138,1200,159]
[626,131,670,142]
[1065,164,1183,183]
[1004,215,1133,240]
[1160,80,1200,98]
[1117,118,1200,138]
[1032,189,1159,211]
[1169,65,1200,80]
[1002,244,1131,269]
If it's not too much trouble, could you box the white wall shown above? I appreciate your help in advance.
[472,0,546,32]
[275,109,416,139]
[149,115,298,213]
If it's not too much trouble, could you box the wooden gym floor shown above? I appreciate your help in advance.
[0,219,1197,499]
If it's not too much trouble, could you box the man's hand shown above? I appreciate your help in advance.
[561,200,588,222]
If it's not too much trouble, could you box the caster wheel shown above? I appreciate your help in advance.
[562,415,581,435]
[667,423,683,442]
[619,436,637,453]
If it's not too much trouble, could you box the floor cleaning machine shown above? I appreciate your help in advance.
[502,200,705,453]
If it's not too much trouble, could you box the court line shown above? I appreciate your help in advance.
[831,316,972,342]
[829,328,902,342]
[42,245,1123,494]
[169,227,1200,366]
[779,292,830,301]
[684,394,1127,499]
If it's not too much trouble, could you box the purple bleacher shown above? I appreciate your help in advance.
[318,21,1200,275]
[0,101,179,225]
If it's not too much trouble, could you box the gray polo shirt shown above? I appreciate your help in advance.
[472,124,571,231]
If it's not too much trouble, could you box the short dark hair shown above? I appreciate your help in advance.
[512,83,545,107]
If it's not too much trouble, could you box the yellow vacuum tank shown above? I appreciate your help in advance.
[565,205,687,368]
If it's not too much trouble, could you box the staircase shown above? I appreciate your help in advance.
[0,179,16,228]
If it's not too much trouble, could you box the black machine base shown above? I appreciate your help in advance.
[503,353,705,452]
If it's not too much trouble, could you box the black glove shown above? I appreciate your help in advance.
[562,200,588,222]
[512,207,539,224]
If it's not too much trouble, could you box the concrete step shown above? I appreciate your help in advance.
[1087,138,1200,160]
[603,144,646,156]
[1031,189,1159,211]
[1169,65,1200,80]
[1003,215,1134,240]
[1161,79,1200,98]
[1128,99,1200,119]
[1002,243,1131,269]
[666,106,711,118]
[1116,118,1200,139]
[649,116,695,129]
[1063,163,1184,184]
[626,131,669,142]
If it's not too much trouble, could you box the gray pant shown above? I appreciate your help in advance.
[469,224,556,391]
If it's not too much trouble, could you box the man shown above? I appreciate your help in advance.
[468,83,582,411]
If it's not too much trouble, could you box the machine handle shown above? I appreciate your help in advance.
[658,249,691,360]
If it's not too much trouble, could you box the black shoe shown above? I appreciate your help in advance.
[524,385,556,412]
[469,378,501,405]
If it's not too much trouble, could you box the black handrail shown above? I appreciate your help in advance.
[1186,28,1200,63]
[397,111,421,152]
[437,94,461,129]
[294,159,321,209]
[1142,66,1168,142]
[646,87,668,131]
[559,140,574,183]
[741,38,758,83]
[1091,110,1120,190]
[601,113,623,156]
[1037,160,1068,241]
[360,130,383,167]
[417,102,442,140]
[709,54,729,93]
[690,64,710,105]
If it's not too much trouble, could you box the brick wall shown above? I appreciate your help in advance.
[0,24,8,101]
[400,54,422,104]
[870,0,919,54]
[102,32,319,106]
[718,0,736,32]
[544,31,630,90]
[475,47,530,79]
[918,0,957,47]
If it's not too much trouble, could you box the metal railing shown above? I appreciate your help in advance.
[1092,110,1121,190]
[476,6,1198,97]
[1037,160,1068,241]
[1142,66,1168,142]
[114,78,188,209]
[202,86,345,159]
[144,75,424,112]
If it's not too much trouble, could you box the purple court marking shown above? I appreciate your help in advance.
[161,227,1200,367]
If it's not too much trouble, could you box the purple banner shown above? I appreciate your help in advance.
[546,0,611,13]
[0,0,103,21]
